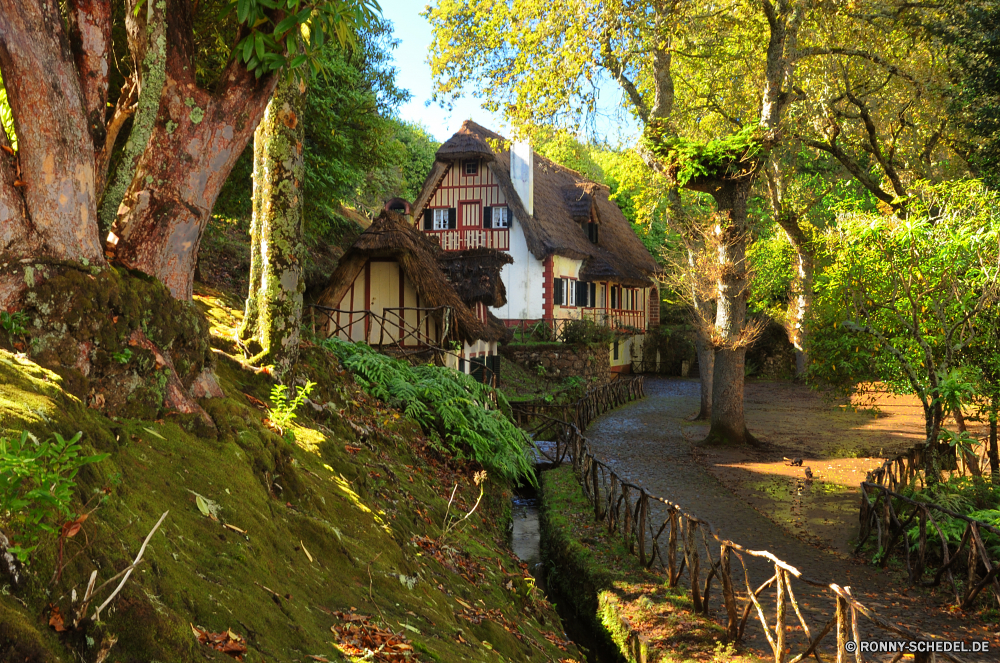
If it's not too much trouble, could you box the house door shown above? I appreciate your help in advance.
[368,261,401,344]
[459,202,481,229]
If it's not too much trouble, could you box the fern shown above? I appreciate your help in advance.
[321,339,535,484]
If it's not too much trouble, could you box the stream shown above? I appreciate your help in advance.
[511,478,624,663]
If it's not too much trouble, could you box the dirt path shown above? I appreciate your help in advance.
[583,378,996,662]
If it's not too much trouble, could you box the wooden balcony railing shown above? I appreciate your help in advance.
[427,228,510,251]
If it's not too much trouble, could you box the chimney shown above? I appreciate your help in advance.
[510,139,533,216]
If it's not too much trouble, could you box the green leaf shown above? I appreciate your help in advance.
[143,427,166,441]
[196,494,211,517]
[254,31,265,62]
[274,14,299,36]
[236,0,251,24]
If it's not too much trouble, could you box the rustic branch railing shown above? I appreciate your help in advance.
[857,481,1000,610]
[856,438,1000,609]
[307,304,499,387]
[309,304,451,350]
[564,425,972,662]
[518,379,971,662]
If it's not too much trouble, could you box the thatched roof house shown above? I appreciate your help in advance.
[414,121,658,288]
[411,121,660,372]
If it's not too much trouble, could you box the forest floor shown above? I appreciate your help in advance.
[583,378,997,661]
[691,379,984,557]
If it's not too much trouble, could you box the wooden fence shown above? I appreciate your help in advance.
[858,443,1000,610]
[520,380,972,662]
[307,304,498,387]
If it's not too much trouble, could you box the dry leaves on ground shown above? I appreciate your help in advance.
[411,535,487,585]
[190,624,248,660]
[330,610,421,662]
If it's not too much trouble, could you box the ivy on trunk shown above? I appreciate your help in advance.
[238,73,307,382]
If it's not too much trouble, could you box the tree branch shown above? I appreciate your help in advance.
[845,90,907,200]
[796,47,920,86]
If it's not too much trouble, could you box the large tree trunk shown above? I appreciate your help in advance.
[0,0,106,266]
[107,0,276,300]
[238,74,306,381]
[704,181,754,445]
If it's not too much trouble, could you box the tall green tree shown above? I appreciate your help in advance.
[809,181,1000,481]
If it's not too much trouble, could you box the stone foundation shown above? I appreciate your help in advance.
[501,343,611,383]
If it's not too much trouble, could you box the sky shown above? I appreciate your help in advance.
[379,1,504,143]
[378,1,640,146]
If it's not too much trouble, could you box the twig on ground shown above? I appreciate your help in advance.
[92,511,168,622]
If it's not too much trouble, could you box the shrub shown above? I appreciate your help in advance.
[0,431,108,563]
[560,319,616,346]
[321,339,535,484]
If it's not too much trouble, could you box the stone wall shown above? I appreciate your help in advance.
[501,342,611,383]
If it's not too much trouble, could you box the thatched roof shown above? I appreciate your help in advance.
[414,121,659,288]
[438,248,514,308]
[435,123,497,162]
[316,211,505,343]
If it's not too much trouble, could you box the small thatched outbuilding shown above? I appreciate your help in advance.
[315,210,507,380]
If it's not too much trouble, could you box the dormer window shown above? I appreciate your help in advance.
[586,222,599,244]
[464,160,479,176]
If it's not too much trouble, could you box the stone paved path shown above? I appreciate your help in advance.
[583,378,996,662]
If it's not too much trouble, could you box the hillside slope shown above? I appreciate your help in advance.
[0,281,582,663]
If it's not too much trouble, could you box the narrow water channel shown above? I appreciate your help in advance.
[511,479,624,663]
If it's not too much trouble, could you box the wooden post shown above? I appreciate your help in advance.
[721,544,739,643]
[844,587,862,663]
[688,519,702,613]
[638,491,648,565]
[836,593,848,663]
[668,510,679,586]
[593,462,602,520]
[773,566,786,663]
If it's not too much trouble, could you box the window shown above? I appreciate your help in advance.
[613,339,619,360]
[611,285,619,309]
[586,222,599,244]
[553,278,565,306]
[575,281,589,307]
[423,207,458,230]
[492,207,509,228]
[464,160,479,176]
[483,206,509,229]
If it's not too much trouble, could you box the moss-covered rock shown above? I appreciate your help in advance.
[1,265,213,421]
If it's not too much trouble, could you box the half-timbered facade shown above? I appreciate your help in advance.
[413,121,660,371]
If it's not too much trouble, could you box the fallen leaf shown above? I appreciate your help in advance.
[48,605,66,632]
[196,495,211,517]
[301,540,314,563]
[143,427,166,440]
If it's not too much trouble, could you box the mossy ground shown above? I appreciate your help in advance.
[0,284,585,663]
[540,467,765,663]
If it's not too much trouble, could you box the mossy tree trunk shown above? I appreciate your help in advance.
[699,181,755,445]
[238,73,306,382]
[106,0,277,300]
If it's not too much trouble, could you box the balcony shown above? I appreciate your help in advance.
[427,228,510,251]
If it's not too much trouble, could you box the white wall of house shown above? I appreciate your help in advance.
[493,218,545,320]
